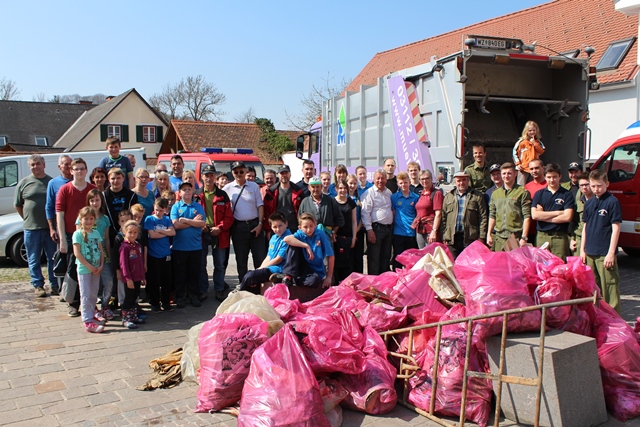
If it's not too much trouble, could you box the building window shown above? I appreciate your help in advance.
[108,125,121,140]
[143,126,156,142]
[35,136,48,146]
[596,37,636,72]
[0,136,6,147]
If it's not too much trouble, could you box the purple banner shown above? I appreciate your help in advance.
[387,75,434,175]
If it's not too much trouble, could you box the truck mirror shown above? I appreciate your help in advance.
[296,135,305,159]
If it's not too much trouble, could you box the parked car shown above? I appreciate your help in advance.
[0,212,29,266]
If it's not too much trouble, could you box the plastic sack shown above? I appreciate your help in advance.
[635,317,640,334]
[293,311,367,375]
[340,271,398,294]
[181,322,205,384]
[592,302,640,421]
[338,326,397,414]
[408,305,492,427]
[395,242,454,269]
[238,324,331,427]
[355,299,409,332]
[263,283,301,321]
[396,310,441,368]
[325,405,343,427]
[319,378,348,412]
[560,305,592,337]
[217,290,284,336]
[455,241,541,339]
[509,245,564,284]
[302,285,365,315]
[533,277,572,328]
[388,268,448,321]
[195,313,269,413]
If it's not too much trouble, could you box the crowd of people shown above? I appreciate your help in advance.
[13,121,623,334]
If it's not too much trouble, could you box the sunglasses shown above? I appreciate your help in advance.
[232,170,245,175]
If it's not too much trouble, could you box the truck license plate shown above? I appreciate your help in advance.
[475,38,507,49]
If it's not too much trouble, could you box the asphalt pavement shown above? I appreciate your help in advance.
[1,252,640,426]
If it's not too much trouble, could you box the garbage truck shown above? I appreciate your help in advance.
[296,35,599,182]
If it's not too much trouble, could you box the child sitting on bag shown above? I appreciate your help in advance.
[272,212,334,288]
[238,211,291,294]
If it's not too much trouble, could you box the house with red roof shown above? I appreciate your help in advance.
[347,0,639,161]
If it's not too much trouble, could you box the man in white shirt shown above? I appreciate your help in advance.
[361,169,394,275]
[223,161,266,283]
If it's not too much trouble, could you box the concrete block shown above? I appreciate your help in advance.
[487,330,607,427]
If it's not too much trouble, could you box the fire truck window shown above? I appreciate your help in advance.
[608,144,639,183]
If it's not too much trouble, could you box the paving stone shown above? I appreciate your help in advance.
[60,384,99,400]
[9,375,41,388]
[5,414,60,427]
[14,389,64,408]
[2,407,43,424]
[33,380,66,393]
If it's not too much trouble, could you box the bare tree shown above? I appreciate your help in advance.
[284,72,349,131]
[183,75,226,121]
[0,78,20,100]
[234,106,256,123]
[33,92,47,102]
[149,82,185,122]
[150,75,226,122]
[54,93,106,105]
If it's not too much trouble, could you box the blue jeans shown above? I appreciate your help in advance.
[200,232,227,293]
[24,229,57,289]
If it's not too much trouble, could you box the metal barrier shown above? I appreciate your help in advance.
[380,293,598,427]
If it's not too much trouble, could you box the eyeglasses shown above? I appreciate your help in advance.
[137,175,149,179]
[419,178,430,181]
[72,167,86,172]
[232,170,245,175]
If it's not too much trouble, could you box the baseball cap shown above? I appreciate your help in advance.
[278,165,291,174]
[568,162,581,171]
[202,165,216,175]
[453,171,469,178]
[179,181,193,189]
[489,163,501,173]
[231,161,246,170]
[309,176,322,185]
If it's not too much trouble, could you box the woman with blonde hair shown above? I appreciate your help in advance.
[512,120,545,185]
[132,168,155,218]
[152,171,170,198]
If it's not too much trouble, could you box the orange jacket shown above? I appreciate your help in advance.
[512,138,545,173]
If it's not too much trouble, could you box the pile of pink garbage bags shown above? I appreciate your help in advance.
[192,242,640,426]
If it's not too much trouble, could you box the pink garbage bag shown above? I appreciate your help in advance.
[355,299,409,332]
[238,324,331,427]
[396,310,441,368]
[264,283,301,321]
[560,305,592,337]
[302,285,364,315]
[533,277,572,328]
[338,326,398,414]
[509,245,564,284]
[455,241,541,339]
[340,271,398,294]
[408,305,493,427]
[195,313,269,412]
[293,313,367,375]
[592,302,640,421]
[395,242,454,269]
[388,268,448,321]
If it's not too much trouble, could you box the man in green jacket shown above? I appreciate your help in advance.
[440,171,488,258]
[487,163,532,252]
[464,143,492,193]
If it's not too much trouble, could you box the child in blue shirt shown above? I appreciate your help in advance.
[391,172,419,269]
[144,198,176,312]
[98,137,134,189]
[277,212,334,288]
[238,211,291,293]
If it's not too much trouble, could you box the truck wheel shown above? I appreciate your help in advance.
[622,247,640,257]
[9,234,28,267]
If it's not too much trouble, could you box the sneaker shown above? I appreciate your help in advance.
[191,297,202,308]
[50,286,60,296]
[176,299,187,309]
[199,292,208,301]
[151,305,162,313]
[136,308,147,320]
[122,320,138,329]
[161,303,174,312]
[132,316,146,325]
[67,306,80,317]
[85,321,104,333]
[282,275,294,287]
[269,273,285,284]
[94,312,106,324]
[102,309,115,320]
[215,290,226,302]
[34,287,47,298]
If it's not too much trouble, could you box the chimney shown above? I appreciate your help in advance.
[78,100,93,105]
[105,96,115,101]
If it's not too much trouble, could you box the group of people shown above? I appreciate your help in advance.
[14,120,623,335]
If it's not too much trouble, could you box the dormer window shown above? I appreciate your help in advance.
[596,37,636,72]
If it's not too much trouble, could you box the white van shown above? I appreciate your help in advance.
[0,148,146,215]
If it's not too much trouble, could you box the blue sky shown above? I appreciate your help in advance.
[1,0,545,130]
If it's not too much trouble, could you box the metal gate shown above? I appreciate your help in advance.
[380,293,598,427]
